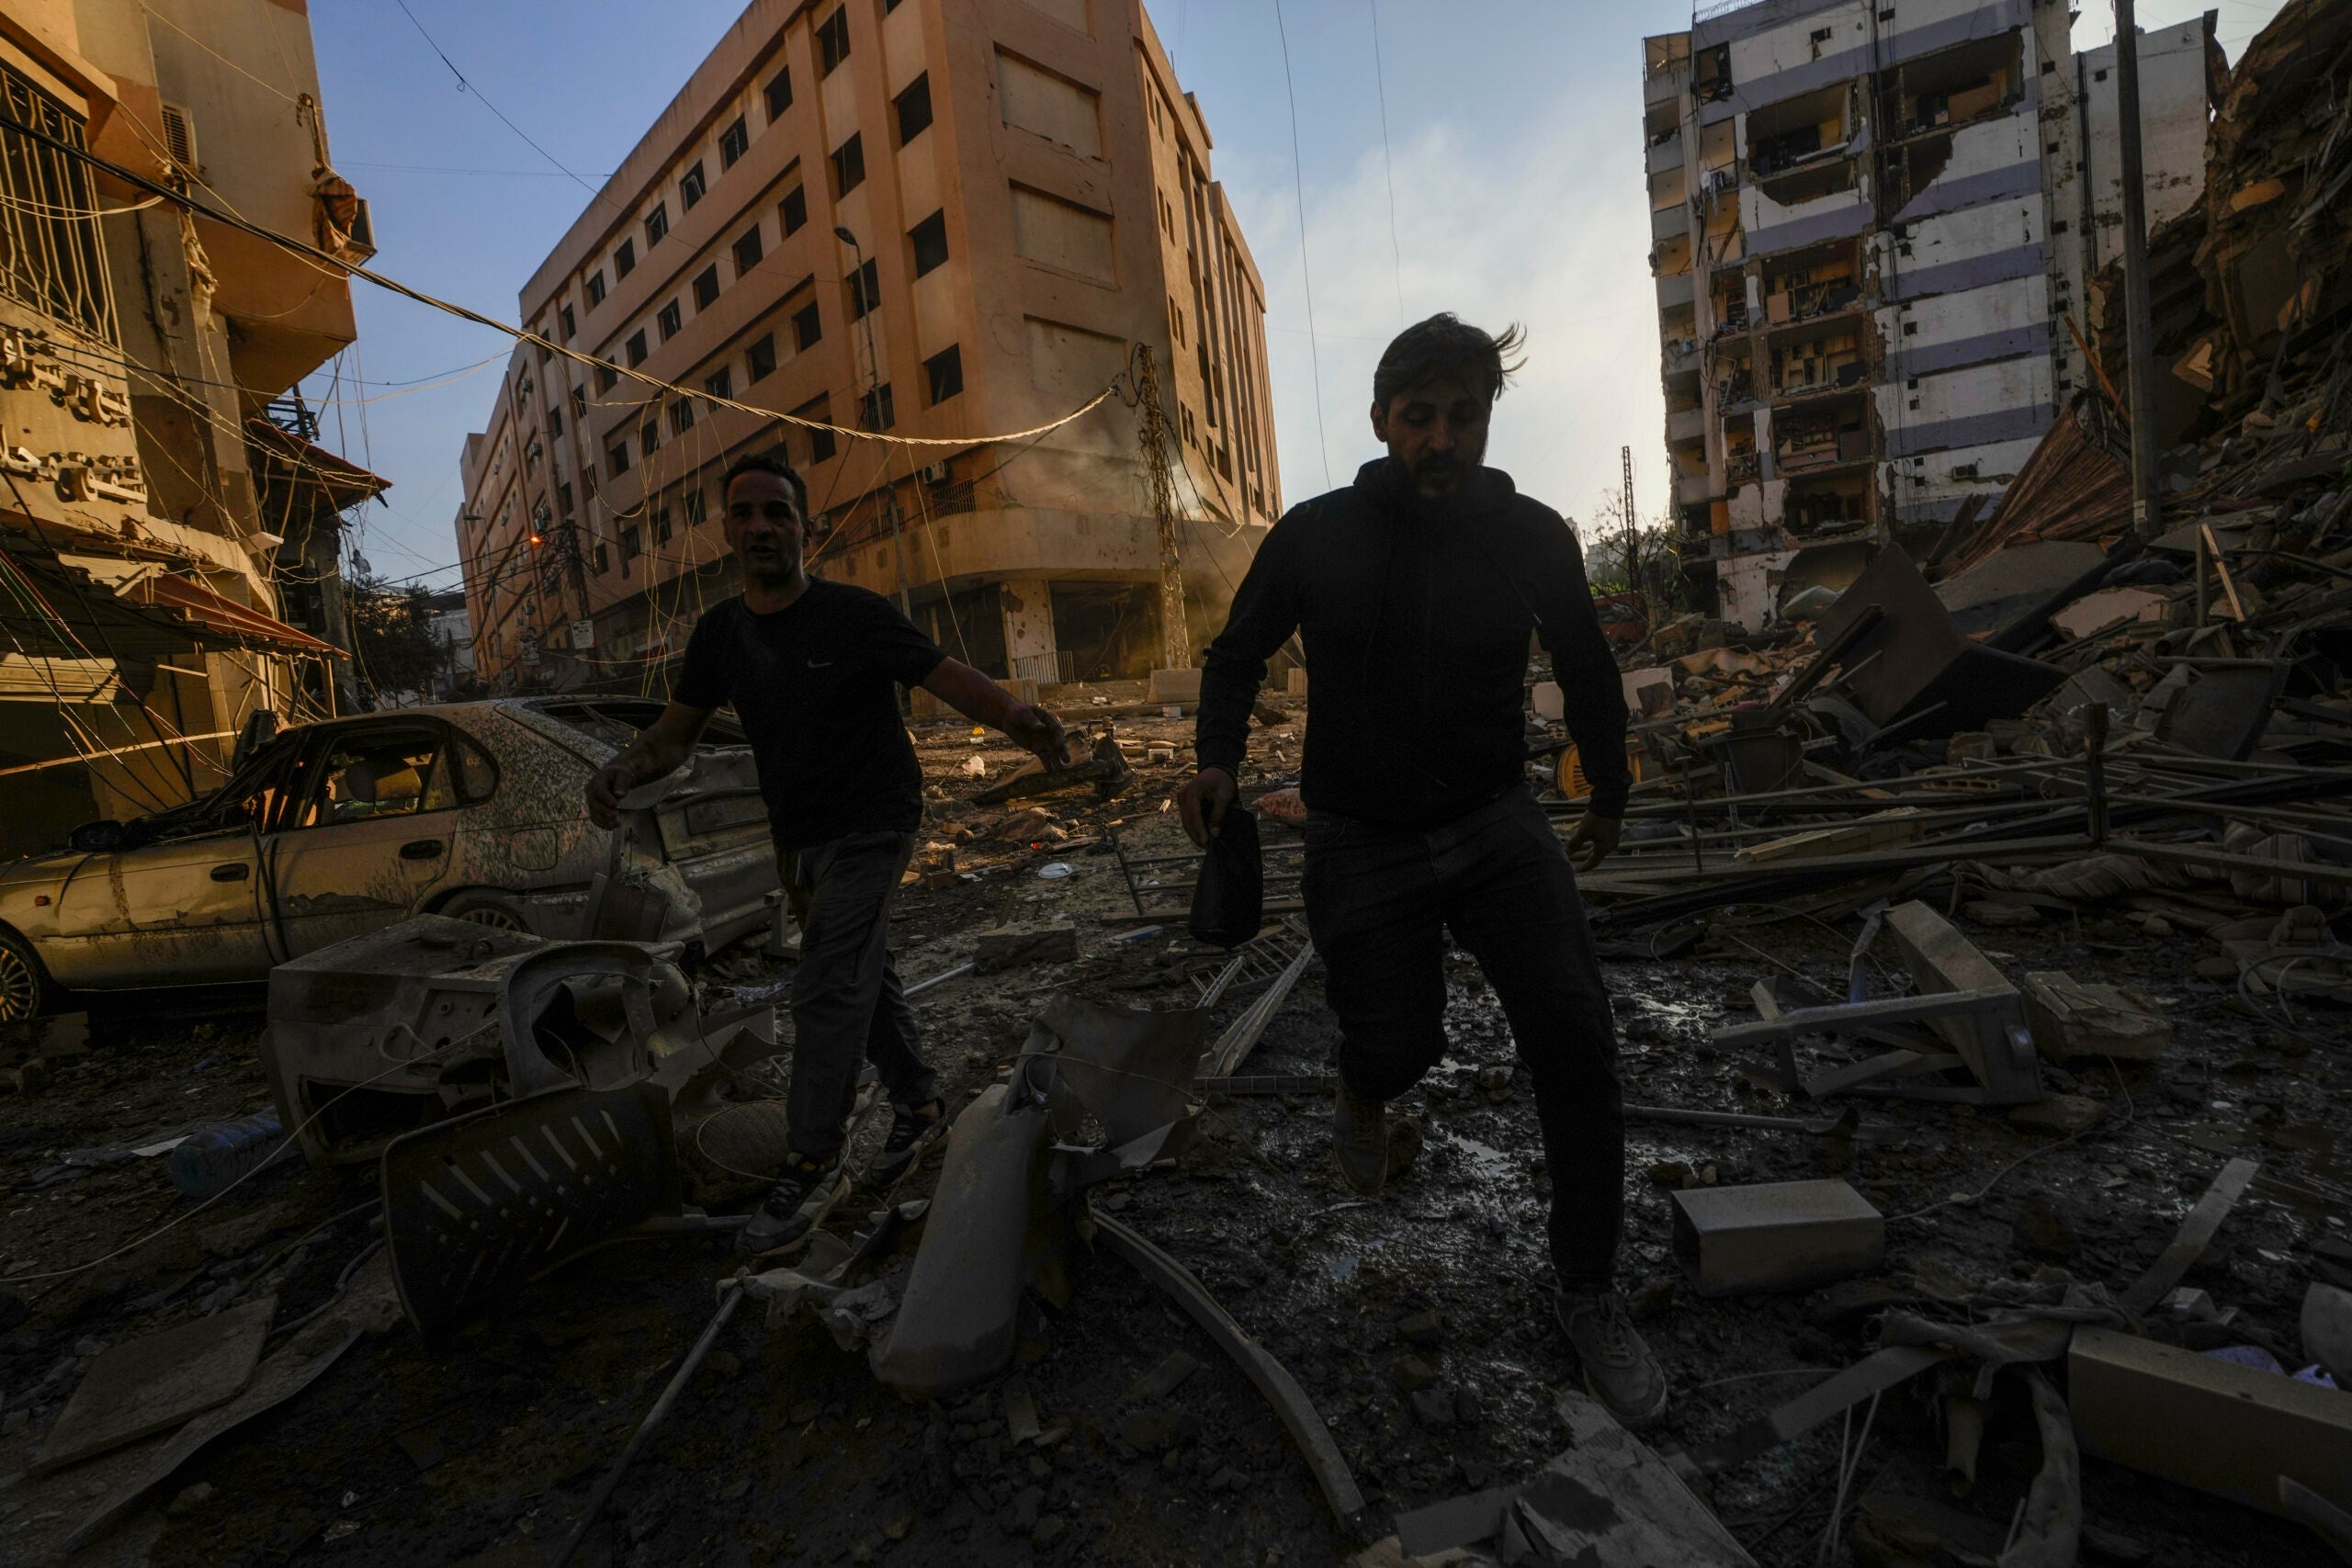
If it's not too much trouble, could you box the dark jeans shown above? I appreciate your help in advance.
[779,830,937,1162]
[1301,785,1624,1292]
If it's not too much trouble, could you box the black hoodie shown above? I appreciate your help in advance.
[1195,459,1631,829]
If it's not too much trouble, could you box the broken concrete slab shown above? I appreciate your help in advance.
[1668,1179,1884,1297]
[34,1295,277,1472]
[1510,1393,1758,1566]
[2050,586,2170,641]
[972,922,1079,974]
[2021,972,2172,1062]
[2069,1325,2352,1518]
[65,1252,402,1549]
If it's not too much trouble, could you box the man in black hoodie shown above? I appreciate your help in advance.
[1176,314,1665,1426]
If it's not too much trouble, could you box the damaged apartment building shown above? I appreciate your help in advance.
[0,0,379,858]
[458,0,1278,696]
[1643,0,2222,628]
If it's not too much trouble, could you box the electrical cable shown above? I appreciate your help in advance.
[1272,0,1333,490]
[0,107,1125,455]
[1367,0,1405,326]
[390,0,610,209]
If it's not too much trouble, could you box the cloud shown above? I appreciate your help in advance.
[1226,107,1670,541]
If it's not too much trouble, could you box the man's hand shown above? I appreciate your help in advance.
[1176,767,1238,849]
[1002,702,1068,769]
[1565,812,1621,872]
[586,759,639,829]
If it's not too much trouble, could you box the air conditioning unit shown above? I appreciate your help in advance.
[919,461,952,486]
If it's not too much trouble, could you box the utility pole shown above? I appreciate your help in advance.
[1620,444,1640,604]
[1134,346,1190,671]
[835,225,913,619]
[2112,0,2164,539]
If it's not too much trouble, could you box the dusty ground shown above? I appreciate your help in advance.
[0,688,2346,1566]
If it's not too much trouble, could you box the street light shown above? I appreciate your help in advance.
[831,224,912,619]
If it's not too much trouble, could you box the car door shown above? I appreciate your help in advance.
[43,739,309,987]
[263,719,459,958]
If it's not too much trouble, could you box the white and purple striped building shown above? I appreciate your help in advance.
[1642,0,2219,627]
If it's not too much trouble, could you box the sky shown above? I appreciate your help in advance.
[303,0,2290,592]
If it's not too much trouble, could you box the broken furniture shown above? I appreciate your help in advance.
[1709,900,2042,1105]
[1805,546,2067,740]
[1668,1179,1884,1296]
[971,727,1133,807]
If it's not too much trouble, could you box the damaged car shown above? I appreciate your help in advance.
[0,697,778,1020]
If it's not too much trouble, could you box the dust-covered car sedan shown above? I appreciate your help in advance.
[0,697,778,1020]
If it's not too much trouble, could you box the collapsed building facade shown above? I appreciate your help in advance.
[1642,0,2222,628]
[0,0,379,859]
[458,0,1279,696]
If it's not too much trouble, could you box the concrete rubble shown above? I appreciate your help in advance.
[5,7,2352,1565]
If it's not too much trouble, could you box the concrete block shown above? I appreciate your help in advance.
[1531,681,1565,721]
[2021,972,2171,1062]
[1148,667,1202,705]
[1669,1179,1883,1296]
[972,921,1078,974]
[2069,1325,2352,1517]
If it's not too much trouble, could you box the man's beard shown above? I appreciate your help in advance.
[1407,450,1475,496]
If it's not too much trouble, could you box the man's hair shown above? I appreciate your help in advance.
[1372,313,1528,407]
[719,449,808,513]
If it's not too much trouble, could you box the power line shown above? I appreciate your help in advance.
[1367,0,1405,326]
[390,0,612,209]
[1272,0,1333,491]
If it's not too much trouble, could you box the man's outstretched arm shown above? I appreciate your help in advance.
[921,658,1067,766]
[1182,517,1305,846]
[588,701,715,828]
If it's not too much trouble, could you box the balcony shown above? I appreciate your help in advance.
[1646,136,1686,175]
[1656,272,1694,310]
[1725,450,1761,484]
[1650,203,1688,243]
[1668,406,1705,445]
[1677,470,1720,505]
[1645,62,1690,108]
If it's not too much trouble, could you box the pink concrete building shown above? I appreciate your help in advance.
[458,0,1279,694]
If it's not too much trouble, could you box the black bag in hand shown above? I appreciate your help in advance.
[1188,806,1263,948]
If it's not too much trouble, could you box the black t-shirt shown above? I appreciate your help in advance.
[673,582,945,847]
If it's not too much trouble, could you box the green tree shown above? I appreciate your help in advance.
[346,570,447,707]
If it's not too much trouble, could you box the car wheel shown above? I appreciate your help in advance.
[0,931,52,1023]
[439,891,533,934]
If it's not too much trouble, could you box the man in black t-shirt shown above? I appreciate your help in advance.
[589,452,1065,1252]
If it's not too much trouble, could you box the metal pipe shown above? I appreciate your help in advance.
[552,1280,744,1567]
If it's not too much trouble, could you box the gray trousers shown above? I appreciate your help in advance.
[780,830,937,1160]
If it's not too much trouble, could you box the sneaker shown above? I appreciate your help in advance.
[1555,1289,1670,1428]
[870,1099,947,1189]
[738,1154,847,1254]
[1332,1079,1388,1194]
